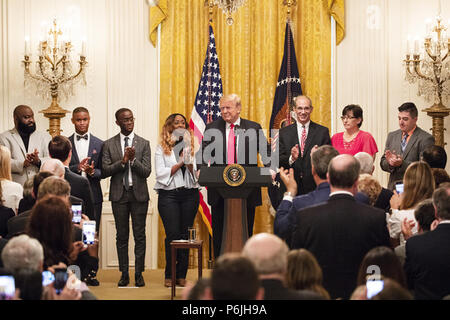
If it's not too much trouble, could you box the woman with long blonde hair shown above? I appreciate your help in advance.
[154,113,200,287]
[388,161,435,245]
[0,146,23,213]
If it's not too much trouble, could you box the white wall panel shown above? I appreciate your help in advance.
[0,0,160,269]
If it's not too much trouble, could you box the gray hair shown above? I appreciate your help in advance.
[242,233,289,275]
[354,152,374,174]
[433,186,450,220]
[37,176,71,199]
[40,158,65,178]
[312,145,340,179]
[1,235,44,272]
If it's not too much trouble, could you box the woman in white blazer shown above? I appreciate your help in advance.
[155,113,200,288]
[0,146,23,214]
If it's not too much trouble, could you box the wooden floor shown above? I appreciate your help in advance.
[88,268,211,300]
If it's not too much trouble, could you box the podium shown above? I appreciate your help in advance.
[199,165,272,255]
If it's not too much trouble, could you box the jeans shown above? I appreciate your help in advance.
[158,188,200,279]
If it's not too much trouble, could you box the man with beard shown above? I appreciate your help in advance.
[0,105,51,185]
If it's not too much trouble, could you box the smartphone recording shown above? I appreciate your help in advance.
[71,204,82,224]
[82,221,96,245]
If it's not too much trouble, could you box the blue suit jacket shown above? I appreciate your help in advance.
[69,133,104,204]
[274,182,369,245]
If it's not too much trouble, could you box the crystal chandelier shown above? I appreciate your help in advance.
[214,0,246,25]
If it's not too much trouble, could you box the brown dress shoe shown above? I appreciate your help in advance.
[164,279,172,287]
[176,279,186,287]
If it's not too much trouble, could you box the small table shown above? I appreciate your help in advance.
[170,240,203,300]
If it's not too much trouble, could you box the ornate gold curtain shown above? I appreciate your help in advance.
[150,0,345,268]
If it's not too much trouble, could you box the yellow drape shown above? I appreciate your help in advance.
[150,0,345,268]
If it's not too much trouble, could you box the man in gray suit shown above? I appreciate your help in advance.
[102,108,151,287]
[380,102,434,190]
[0,105,51,185]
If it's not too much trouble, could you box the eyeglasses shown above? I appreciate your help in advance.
[341,116,357,121]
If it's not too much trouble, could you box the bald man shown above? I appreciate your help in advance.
[291,154,390,299]
[0,105,51,185]
[242,233,322,300]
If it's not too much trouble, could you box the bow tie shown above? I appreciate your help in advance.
[76,134,88,141]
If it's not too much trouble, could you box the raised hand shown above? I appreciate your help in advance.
[291,144,300,162]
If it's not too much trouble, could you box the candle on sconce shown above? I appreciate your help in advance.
[414,39,420,55]
[425,19,432,37]
[406,36,412,55]
[81,39,86,57]
[24,37,30,56]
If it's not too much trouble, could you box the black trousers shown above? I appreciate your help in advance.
[158,188,199,279]
[212,198,255,259]
[94,202,103,232]
[111,187,148,273]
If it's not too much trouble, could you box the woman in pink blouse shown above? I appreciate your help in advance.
[331,104,378,158]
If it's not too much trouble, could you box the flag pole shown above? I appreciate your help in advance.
[205,0,215,269]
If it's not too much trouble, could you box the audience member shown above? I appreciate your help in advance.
[432,168,450,187]
[17,177,34,214]
[380,102,434,190]
[206,253,264,300]
[242,233,322,300]
[331,104,378,157]
[182,278,211,300]
[275,145,368,244]
[48,135,95,220]
[6,172,56,239]
[1,234,43,273]
[13,268,43,300]
[356,246,407,288]
[0,184,15,238]
[286,249,330,299]
[388,161,435,246]
[0,105,51,186]
[291,154,390,299]
[395,199,436,265]
[351,278,412,300]
[404,185,450,299]
[355,151,393,211]
[0,146,23,213]
[357,174,382,206]
[421,144,447,169]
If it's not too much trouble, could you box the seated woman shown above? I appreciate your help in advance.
[331,105,378,158]
[388,161,435,246]
[0,183,15,238]
[0,146,23,213]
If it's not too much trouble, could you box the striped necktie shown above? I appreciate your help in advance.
[401,133,409,152]
[300,125,307,157]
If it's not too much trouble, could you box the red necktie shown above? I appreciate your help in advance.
[227,124,235,164]
[300,125,307,157]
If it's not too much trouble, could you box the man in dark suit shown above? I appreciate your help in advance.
[242,233,323,300]
[404,185,450,300]
[380,102,434,190]
[200,94,269,258]
[48,135,95,221]
[291,154,390,299]
[68,107,104,232]
[102,108,151,287]
[279,95,331,195]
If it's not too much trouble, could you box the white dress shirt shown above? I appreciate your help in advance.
[289,120,310,165]
[154,144,199,190]
[120,132,135,187]
[74,132,90,177]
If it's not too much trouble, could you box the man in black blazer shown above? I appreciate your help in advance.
[69,107,104,232]
[404,185,450,300]
[200,94,270,258]
[291,154,390,299]
[102,108,151,287]
[48,135,95,221]
[279,95,331,195]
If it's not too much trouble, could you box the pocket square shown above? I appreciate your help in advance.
[92,149,97,154]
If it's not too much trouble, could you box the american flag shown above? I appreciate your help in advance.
[189,22,223,235]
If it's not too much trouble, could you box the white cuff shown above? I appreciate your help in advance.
[283,195,293,202]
